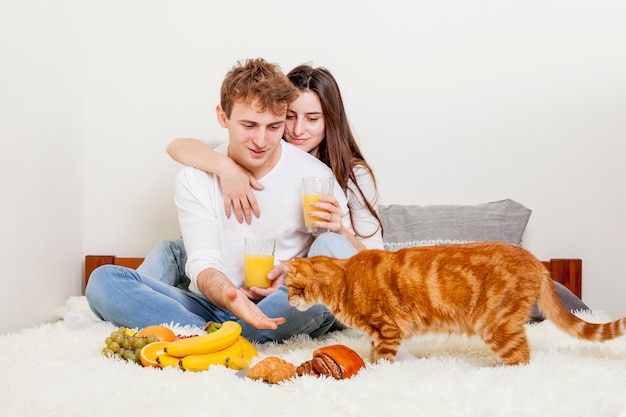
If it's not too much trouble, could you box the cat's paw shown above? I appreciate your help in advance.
[394,345,419,362]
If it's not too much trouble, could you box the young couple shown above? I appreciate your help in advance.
[86,58,589,344]
[86,58,383,343]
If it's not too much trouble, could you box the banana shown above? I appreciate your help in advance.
[226,356,250,370]
[156,352,182,369]
[238,336,258,361]
[179,337,244,372]
[164,321,242,357]
[225,336,257,370]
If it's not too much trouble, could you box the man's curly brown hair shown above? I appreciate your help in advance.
[220,58,299,118]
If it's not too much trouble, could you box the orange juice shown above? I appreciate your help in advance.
[303,193,331,228]
[244,254,274,288]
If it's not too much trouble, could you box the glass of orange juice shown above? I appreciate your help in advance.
[302,177,333,235]
[243,238,276,289]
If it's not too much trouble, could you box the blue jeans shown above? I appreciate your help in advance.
[307,231,358,258]
[85,233,356,343]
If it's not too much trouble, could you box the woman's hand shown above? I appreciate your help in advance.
[309,195,343,233]
[217,158,263,224]
[310,196,366,252]
[166,138,263,224]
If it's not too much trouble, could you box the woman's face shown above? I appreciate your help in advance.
[283,90,326,158]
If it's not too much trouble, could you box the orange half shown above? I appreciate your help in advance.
[140,341,171,368]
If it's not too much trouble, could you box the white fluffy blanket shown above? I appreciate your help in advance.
[1,296,626,417]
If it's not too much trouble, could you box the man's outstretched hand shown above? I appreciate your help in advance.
[225,287,286,329]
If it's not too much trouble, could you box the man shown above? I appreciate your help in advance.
[86,58,351,343]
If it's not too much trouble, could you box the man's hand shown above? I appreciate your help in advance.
[245,265,285,300]
[225,287,285,329]
[197,268,285,329]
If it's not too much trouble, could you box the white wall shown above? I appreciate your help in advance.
[0,1,86,334]
[1,0,624,334]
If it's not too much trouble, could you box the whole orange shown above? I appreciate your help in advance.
[136,325,176,342]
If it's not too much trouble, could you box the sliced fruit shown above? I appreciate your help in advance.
[139,341,171,368]
[136,325,176,342]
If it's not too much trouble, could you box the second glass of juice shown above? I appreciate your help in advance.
[302,177,334,235]
[243,238,276,289]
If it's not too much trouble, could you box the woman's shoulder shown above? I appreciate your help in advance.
[349,163,377,192]
[351,162,374,178]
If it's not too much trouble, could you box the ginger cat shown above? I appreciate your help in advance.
[283,242,626,365]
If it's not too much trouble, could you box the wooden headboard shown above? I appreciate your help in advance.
[83,255,582,298]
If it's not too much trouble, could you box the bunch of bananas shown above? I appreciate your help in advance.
[156,321,257,372]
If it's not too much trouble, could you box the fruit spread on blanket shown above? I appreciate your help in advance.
[101,321,257,371]
[100,322,366,381]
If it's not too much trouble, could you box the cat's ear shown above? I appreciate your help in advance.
[280,260,295,273]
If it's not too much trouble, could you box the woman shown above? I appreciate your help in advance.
[167,64,383,257]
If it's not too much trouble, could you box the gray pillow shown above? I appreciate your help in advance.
[379,199,532,251]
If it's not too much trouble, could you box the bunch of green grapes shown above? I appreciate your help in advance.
[101,327,158,365]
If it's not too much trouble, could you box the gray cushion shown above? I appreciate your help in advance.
[379,199,532,251]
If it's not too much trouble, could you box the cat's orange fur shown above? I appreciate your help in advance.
[283,242,626,365]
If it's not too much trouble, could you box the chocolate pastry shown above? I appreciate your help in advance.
[297,344,365,379]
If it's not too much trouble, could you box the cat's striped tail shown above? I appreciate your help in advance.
[538,272,626,341]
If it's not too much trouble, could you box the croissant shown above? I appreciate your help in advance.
[246,356,296,384]
[297,344,365,379]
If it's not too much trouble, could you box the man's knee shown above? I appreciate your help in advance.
[86,264,115,291]
[151,238,185,258]
[85,265,119,315]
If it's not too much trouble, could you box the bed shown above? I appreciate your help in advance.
[83,254,582,298]
[3,199,625,417]
[83,199,582,298]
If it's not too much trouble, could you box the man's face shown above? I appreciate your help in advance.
[217,100,286,178]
